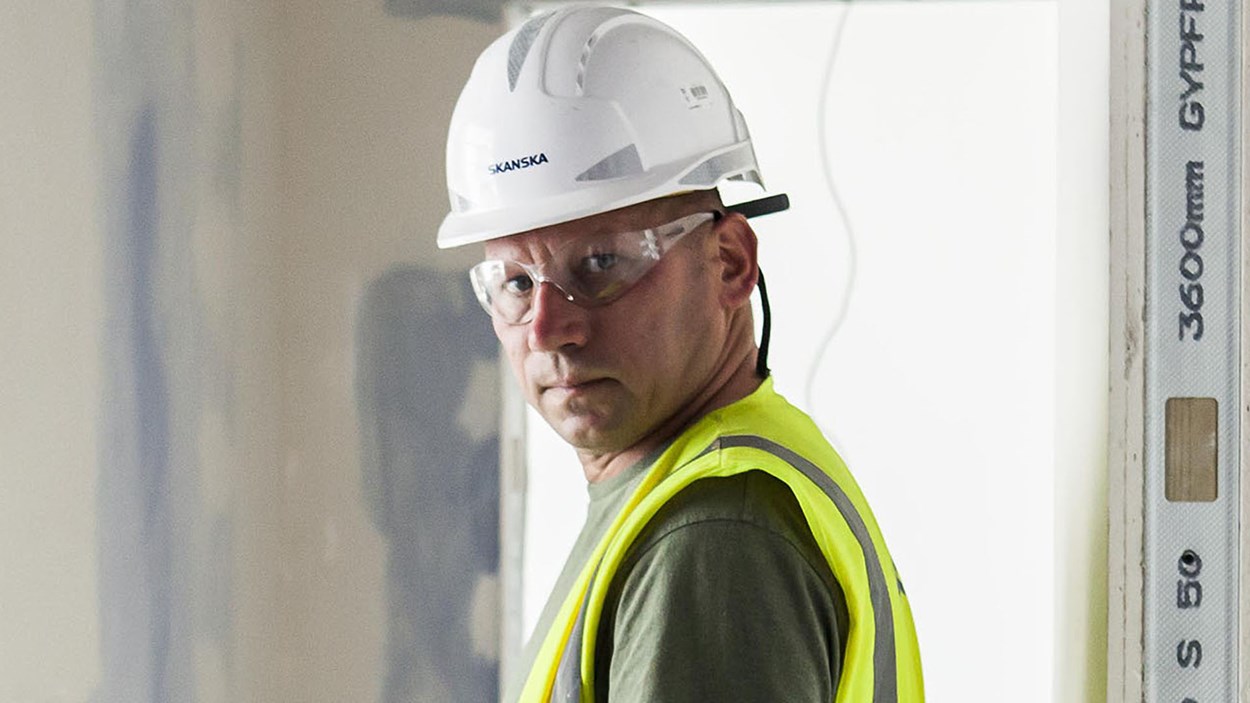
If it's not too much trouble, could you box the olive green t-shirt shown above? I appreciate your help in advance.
[507,459,849,702]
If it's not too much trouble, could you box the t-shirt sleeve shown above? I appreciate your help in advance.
[600,518,841,703]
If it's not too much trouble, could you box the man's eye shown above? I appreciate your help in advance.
[503,274,534,295]
[581,253,618,274]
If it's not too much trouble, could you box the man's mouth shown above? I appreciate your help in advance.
[545,377,610,393]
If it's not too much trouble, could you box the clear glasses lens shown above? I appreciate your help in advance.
[469,212,714,324]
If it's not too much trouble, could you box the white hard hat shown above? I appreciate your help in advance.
[438,5,767,249]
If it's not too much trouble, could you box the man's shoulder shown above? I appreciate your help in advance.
[594,470,849,701]
[620,469,835,590]
[647,470,803,533]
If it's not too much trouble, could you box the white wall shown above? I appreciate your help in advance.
[1056,0,1111,699]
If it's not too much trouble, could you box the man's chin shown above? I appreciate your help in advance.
[551,420,613,451]
[544,412,629,454]
[534,387,638,450]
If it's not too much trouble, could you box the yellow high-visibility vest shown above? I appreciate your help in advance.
[518,378,924,702]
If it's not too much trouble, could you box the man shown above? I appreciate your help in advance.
[438,6,923,701]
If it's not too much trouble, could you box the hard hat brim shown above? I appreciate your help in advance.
[438,141,763,248]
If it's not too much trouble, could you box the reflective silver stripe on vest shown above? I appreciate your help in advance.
[551,586,592,702]
[715,435,898,703]
[550,434,898,703]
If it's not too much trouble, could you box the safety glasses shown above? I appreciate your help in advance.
[469,211,717,325]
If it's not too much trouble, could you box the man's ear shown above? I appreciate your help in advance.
[713,212,759,310]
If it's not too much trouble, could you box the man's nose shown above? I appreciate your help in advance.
[527,280,589,351]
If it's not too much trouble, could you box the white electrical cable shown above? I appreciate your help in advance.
[804,2,857,421]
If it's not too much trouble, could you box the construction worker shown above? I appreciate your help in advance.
[438,6,923,702]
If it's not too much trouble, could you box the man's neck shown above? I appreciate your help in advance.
[577,346,763,484]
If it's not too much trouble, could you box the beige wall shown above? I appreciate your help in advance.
[0,1,497,700]
[275,4,496,700]
[0,0,289,697]
[0,2,103,699]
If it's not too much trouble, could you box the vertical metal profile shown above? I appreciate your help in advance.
[1142,0,1242,700]
[1239,0,1250,696]
[1111,0,1245,699]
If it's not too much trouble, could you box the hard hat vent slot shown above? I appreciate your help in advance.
[575,34,599,95]
[678,147,754,187]
[575,144,644,182]
[508,10,555,92]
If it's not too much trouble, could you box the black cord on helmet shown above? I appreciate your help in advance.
[716,194,788,380]
[756,267,772,379]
